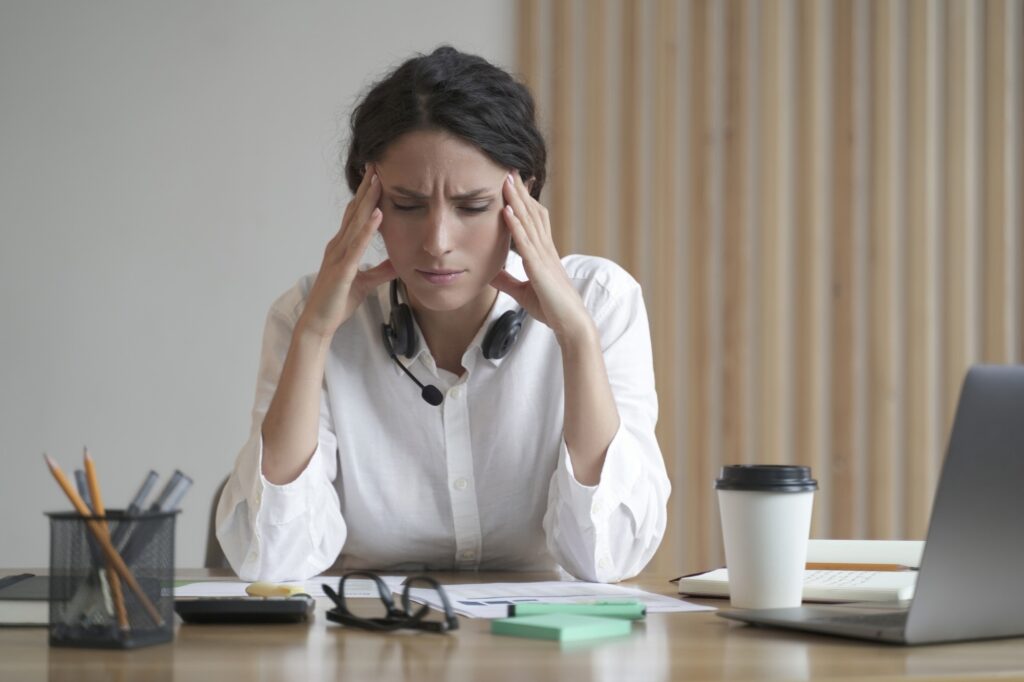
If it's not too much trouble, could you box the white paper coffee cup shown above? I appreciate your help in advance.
[716,465,817,609]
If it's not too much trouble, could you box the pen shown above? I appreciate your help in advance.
[805,563,915,572]
[110,470,160,549]
[508,600,647,620]
[73,469,93,510]
[120,470,192,566]
[160,471,193,512]
[127,470,159,514]
[149,471,183,512]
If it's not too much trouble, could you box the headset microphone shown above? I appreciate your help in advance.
[381,324,444,406]
[382,280,526,407]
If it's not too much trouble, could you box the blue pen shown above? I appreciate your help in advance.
[111,470,160,549]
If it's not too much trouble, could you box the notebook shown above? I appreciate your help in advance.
[679,568,916,603]
[719,365,1024,645]
[0,574,49,627]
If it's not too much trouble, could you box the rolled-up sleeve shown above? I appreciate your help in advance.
[542,278,670,582]
[215,288,346,581]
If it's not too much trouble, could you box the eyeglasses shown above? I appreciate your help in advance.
[322,571,459,633]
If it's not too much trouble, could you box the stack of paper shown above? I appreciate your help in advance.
[407,581,714,619]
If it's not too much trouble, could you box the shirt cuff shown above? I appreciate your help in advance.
[558,423,644,528]
[255,434,329,527]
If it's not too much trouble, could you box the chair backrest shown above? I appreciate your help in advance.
[205,476,231,569]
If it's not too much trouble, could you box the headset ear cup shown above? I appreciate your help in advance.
[482,309,526,360]
[390,304,417,358]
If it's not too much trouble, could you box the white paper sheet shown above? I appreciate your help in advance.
[174,575,406,599]
[406,581,715,619]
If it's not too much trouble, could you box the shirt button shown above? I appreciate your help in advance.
[450,386,462,399]
[461,550,476,561]
[453,477,469,491]
[591,500,603,515]
[598,558,610,570]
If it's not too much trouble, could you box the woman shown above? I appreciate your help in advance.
[216,46,670,582]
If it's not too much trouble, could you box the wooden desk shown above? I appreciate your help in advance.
[4,569,1024,681]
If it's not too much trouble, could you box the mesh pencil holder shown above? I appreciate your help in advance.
[46,509,177,649]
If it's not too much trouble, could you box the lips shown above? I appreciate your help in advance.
[416,268,465,285]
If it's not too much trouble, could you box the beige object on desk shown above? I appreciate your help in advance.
[6,569,1024,682]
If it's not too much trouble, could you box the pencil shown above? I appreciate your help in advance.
[805,562,913,572]
[83,448,130,631]
[44,454,164,627]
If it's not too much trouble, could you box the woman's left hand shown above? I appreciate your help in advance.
[490,172,593,343]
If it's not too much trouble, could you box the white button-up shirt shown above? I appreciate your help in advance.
[216,251,670,582]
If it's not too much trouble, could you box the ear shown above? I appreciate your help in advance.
[526,177,536,193]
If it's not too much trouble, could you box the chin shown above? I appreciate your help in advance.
[404,279,482,312]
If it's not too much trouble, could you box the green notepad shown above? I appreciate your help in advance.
[491,613,632,642]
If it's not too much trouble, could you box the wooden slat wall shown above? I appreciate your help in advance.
[517,0,1024,575]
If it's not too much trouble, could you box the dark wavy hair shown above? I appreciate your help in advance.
[344,46,546,200]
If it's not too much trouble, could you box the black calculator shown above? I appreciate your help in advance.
[174,595,315,624]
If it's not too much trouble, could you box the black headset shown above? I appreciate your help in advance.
[381,279,527,406]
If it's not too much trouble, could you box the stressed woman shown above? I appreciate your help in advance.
[216,46,670,582]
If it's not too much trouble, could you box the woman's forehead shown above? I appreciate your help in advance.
[377,130,507,190]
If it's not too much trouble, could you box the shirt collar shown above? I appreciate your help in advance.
[377,251,527,375]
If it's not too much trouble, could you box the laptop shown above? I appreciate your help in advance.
[719,364,1024,645]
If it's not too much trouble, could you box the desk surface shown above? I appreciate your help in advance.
[4,569,1024,682]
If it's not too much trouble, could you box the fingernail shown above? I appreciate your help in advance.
[370,174,377,185]
[507,173,515,186]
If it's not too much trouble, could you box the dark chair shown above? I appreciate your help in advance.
[205,476,231,569]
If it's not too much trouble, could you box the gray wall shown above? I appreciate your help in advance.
[0,1,514,568]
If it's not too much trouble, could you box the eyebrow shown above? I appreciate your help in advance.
[390,186,494,201]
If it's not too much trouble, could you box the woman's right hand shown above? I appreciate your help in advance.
[297,166,396,340]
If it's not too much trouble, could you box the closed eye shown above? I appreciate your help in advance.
[390,202,491,213]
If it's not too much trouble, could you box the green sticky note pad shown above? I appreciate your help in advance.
[491,613,632,642]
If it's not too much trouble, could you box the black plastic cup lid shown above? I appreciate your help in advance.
[715,465,818,492]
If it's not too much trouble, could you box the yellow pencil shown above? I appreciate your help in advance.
[83,448,130,631]
[44,454,164,627]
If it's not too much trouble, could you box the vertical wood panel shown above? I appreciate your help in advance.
[757,0,788,467]
[721,0,749,475]
[517,0,541,97]
[809,0,834,538]
[651,0,680,572]
[793,0,816,530]
[944,0,969,428]
[550,0,573,255]
[904,0,935,539]
[618,0,643,280]
[685,0,712,571]
[583,0,609,259]
[983,0,1006,363]
[520,0,1024,573]
[1008,0,1023,364]
[829,0,857,539]
[867,0,901,539]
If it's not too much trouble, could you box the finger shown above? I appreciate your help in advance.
[351,162,376,210]
[490,269,529,307]
[344,206,383,260]
[502,204,536,255]
[513,172,546,237]
[357,258,397,290]
[503,174,536,243]
[340,175,382,250]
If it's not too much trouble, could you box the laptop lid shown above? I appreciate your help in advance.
[903,364,1024,643]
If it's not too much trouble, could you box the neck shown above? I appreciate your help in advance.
[407,286,498,374]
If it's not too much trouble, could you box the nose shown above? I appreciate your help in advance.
[422,207,453,257]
